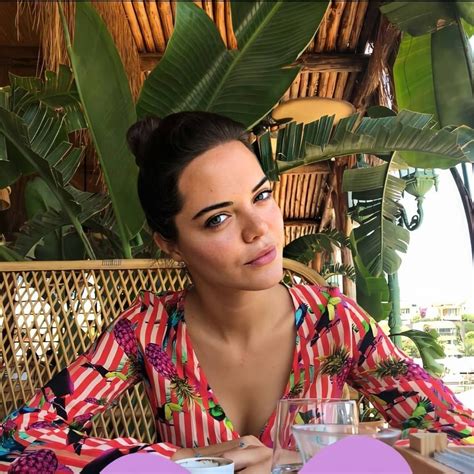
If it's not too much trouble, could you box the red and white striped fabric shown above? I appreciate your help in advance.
[1,285,473,472]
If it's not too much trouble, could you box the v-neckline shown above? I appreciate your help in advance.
[176,284,303,440]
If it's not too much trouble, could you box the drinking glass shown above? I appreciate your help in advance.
[291,400,359,464]
[271,398,356,474]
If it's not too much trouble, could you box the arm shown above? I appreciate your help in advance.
[335,290,474,444]
[0,300,178,472]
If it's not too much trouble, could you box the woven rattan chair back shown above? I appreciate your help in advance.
[0,258,325,443]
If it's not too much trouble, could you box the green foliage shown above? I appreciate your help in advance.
[401,337,420,358]
[60,1,143,258]
[283,230,350,264]
[276,111,474,173]
[395,329,445,376]
[0,70,101,259]
[137,1,328,129]
[380,1,473,36]
[320,263,356,282]
[343,159,409,276]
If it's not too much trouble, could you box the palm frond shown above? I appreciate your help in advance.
[321,263,356,282]
[283,230,350,264]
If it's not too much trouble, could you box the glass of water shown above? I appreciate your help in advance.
[271,398,355,474]
[291,400,359,464]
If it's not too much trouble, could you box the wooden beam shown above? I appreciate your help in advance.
[140,52,370,73]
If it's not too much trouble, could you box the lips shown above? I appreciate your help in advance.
[245,246,277,266]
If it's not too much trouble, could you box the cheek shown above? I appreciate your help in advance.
[268,202,284,232]
[184,233,236,266]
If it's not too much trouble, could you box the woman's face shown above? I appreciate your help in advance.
[163,140,285,292]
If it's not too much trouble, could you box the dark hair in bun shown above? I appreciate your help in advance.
[126,111,253,241]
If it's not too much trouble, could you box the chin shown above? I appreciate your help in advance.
[240,260,284,291]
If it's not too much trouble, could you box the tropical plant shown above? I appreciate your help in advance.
[0,66,107,260]
[1,0,329,260]
[256,108,474,374]
[381,1,474,255]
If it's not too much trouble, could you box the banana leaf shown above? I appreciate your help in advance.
[24,177,63,260]
[283,230,350,264]
[351,236,391,322]
[137,1,328,129]
[393,329,445,376]
[0,244,23,262]
[343,161,410,276]
[276,111,474,173]
[0,78,84,187]
[13,188,109,259]
[380,1,457,36]
[320,263,356,282]
[457,2,474,25]
[9,65,86,133]
[0,104,95,258]
[393,25,474,167]
[59,1,144,258]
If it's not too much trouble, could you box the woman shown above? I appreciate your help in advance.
[1,112,473,473]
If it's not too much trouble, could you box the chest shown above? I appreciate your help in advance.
[192,328,296,437]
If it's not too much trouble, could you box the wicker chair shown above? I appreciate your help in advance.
[0,257,326,443]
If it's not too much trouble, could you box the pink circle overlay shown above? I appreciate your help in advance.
[299,435,412,473]
[101,452,188,473]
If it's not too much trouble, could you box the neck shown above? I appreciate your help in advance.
[185,283,288,345]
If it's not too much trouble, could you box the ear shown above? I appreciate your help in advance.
[153,232,185,263]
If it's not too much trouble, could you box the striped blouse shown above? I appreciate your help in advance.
[1,285,473,472]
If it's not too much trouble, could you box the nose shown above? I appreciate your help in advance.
[242,211,268,243]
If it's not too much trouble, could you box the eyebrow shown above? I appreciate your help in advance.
[192,176,269,220]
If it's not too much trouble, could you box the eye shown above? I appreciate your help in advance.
[205,214,229,228]
[254,189,273,202]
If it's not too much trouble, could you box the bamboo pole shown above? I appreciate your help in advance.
[157,1,174,40]
[325,72,338,98]
[225,1,237,49]
[349,1,369,51]
[334,71,350,99]
[202,0,214,20]
[298,72,309,98]
[145,1,167,51]
[325,1,346,52]
[122,2,145,51]
[308,72,319,97]
[132,1,155,51]
[337,1,359,51]
[213,1,227,47]
[290,74,301,99]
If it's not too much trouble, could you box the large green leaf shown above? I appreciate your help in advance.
[13,187,109,259]
[0,134,20,187]
[9,65,86,133]
[394,329,445,376]
[380,2,456,36]
[343,161,410,276]
[393,25,474,166]
[0,78,84,187]
[351,236,391,322]
[0,106,95,258]
[275,111,474,173]
[137,1,328,129]
[60,1,144,257]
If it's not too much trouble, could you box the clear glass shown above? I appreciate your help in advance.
[271,398,356,474]
[292,425,401,463]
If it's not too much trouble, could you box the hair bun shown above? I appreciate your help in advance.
[126,116,162,167]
